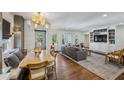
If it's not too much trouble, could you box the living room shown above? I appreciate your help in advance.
[1,12,124,80]
[1,0,124,93]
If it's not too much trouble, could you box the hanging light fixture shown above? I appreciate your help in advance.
[32,12,47,28]
[45,24,49,29]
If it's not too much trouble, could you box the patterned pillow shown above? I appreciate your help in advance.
[14,50,24,61]
[7,54,20,68]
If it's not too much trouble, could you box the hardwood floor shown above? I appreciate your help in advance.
[48,53,103,80]
[116,73,124,80]
[48,52,124,80]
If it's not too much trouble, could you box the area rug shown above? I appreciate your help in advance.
[78,54,124,80]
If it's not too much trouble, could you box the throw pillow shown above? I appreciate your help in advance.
[7,54,20,68]
[14,50,24,61]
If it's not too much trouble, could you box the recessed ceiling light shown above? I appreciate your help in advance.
[120,22,124,24]
[103,14,107,17]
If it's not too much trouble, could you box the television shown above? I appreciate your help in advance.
[2,19,11,39]
[94,35,107,42]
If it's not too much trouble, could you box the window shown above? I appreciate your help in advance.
[35,30,46,49]
[64,33,73,44]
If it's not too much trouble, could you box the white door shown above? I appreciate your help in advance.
[84,34,89,47]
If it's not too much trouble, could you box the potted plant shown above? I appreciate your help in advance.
[52,33,57,45]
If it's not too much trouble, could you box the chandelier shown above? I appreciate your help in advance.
[32,12,48,29]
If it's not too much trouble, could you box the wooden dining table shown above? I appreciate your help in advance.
[19,50,55,68]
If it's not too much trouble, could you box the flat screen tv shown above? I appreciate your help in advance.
[2,19,11,39]
[94,35,107,42]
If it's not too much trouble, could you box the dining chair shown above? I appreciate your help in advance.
[47,50,57,79]
[27,61,48,80]
[105,50,123,65]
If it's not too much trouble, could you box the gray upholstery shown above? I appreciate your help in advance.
[14,49,24,61]
[61,46,66,54]
[6,53,20,68]
[61,46,87,61]
[3,48,27,80]
[3,49,17,58]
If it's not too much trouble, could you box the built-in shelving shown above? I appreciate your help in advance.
[94,28,107,35]
[92,28,107,42]
[90,28,115,44]
[90,32,94,42]
[108,29,115,44]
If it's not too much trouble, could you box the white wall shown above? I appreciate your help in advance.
[89,42,109,52]
[24,21,84,51]
[24,20,35,51]
[81,31,90,47]
[115,25,124,50]
[48,29,84,50]
[24,20,49,51]
[24,21,124,53]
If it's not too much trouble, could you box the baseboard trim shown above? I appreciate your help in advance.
[90,50,107,56]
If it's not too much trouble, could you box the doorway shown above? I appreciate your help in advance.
[84,34,89,47]
[35,30,46,49]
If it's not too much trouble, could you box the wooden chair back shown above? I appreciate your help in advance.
[113,50,123,57]
[27,61,48,80]
[49,50,57,79]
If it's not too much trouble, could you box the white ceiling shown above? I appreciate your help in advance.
[13,12,124,31]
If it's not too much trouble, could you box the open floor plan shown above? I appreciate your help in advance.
[1,12,124,80]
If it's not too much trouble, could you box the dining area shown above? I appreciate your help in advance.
[19,48,57,80]
[18,48,57,80]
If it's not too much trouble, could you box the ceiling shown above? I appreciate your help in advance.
[13,12,124,31]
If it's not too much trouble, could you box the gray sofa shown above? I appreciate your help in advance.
[3,48,27,80]
[61,46,87,61]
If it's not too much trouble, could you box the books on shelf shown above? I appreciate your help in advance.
[108,29,115,44]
